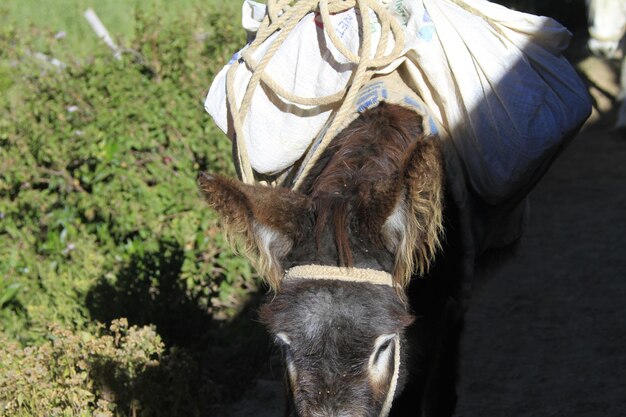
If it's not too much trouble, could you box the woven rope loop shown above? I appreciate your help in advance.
[226,0,406,185]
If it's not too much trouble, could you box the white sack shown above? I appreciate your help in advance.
[206,0,393,174]
[394,0,591,203]
[205,0,591,205]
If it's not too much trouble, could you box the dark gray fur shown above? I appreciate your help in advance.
[261,280,412,417]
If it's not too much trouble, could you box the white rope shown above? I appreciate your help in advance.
[284,264,395,286]
[379,335,401,417]
[225,0,406,185]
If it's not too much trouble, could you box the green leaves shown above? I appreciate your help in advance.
[0,6,262,414]
[0,320,199,417]
[0,6,251,340]
[0,282,21,310]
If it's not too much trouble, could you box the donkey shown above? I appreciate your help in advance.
[199,103,464,417]
[586,0,626,129]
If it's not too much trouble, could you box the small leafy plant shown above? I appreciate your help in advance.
[0,319,201,417]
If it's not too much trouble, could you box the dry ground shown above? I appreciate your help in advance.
[454,55,626,416]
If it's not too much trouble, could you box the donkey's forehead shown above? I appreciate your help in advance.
[264,280,407,343]
[296,293,374,343]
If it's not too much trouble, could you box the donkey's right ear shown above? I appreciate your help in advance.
[197,173,313,288]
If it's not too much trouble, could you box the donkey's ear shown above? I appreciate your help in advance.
[197,173,313,289]
[383,136,445,286]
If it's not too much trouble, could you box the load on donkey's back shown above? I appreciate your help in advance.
[205,0,591,254]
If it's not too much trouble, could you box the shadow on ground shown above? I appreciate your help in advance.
[86,240,274,415]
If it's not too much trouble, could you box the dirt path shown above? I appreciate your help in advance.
[454,54,626,417]
[211,55,626,417]
[455,124,626,417]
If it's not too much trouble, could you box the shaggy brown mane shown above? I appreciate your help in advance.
[198,102,444,290]
[305,103,445,285]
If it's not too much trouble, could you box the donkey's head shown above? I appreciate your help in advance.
[199,104,444,416]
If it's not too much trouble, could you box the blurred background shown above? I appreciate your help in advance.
[0,1,624,416]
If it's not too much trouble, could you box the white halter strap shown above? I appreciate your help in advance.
[380,334,401,417]
[284,265,395,287]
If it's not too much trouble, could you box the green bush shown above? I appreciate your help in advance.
[0,8,252,340]
[0,319,202,417]
[0,6,266,415]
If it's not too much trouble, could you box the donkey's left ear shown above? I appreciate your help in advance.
[385,136,445,286]
[197,173,313,289]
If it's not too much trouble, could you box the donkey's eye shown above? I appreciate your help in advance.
[275,332,294,361]
[276,333,298,385]
[369,333,397,378]
[275,332,292,347]
[373,339,393,363]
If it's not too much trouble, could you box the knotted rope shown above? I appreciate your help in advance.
[225,0,406,187]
